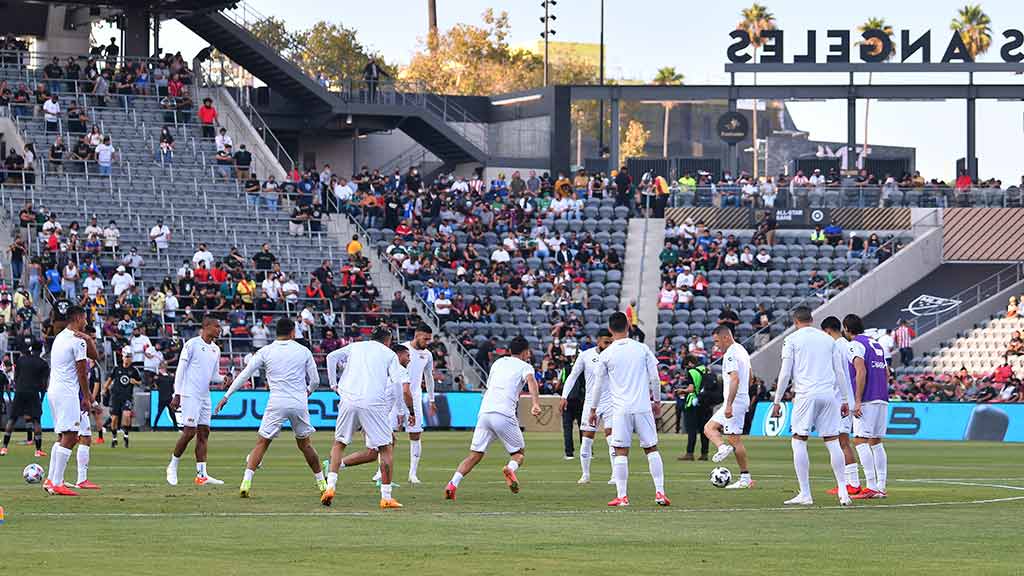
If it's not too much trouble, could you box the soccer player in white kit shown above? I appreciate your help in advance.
[166,318,225,486]
[821,315,863,496]
[560,328,614,485]
[322,326,409,509]
[703,325,754,489]
[403,324,435,484]
[771,307,852,506]
[372,344,412,486]
[44,306,100,495]
[588,313,670,507]
[216,318,325,498]
[444,336,541,500]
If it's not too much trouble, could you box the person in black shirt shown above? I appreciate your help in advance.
[310,197,323,232]
[2,342,48,455]
[49,136,66,175]
[252,243,276,280]
[233,144,252,179]
[153,361,178,430]
[244,173,261,207]
[474,337,496,375]
[717,305,740,332]
[104,354,141,448]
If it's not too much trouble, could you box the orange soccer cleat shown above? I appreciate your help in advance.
[94,437,105,445]
[827,485,861,496]
[0,447,7,456]
[851,488,880,500]
[76,480,101,490]
[44,480,78,496]
[34,449,47,458]
[320,487,335,507]
[655,492,671,507]
[502,467,520,494]
[379,498,404,509]
[607,496,630,507]
[444,483,457,500]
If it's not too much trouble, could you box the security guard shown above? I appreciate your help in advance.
[675,355,721,461]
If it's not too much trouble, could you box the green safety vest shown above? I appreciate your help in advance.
[685,365,708,409]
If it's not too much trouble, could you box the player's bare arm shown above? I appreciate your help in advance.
[76,359,91,412]
[526,373,542,416]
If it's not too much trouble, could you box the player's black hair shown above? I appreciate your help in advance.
[820,316,842,333]
[30,341,43,355]
[392,344,410,355]
[67,305,86,320]
[276,317,295,337]
[509,336,529,355]
[371,325,393,343]
[608,312,629,334]
[843,314,865,336]
[683,354,700,367]
[415,323,433,335]
[792,306,813,324]
[712,325,734,337]
[597,328,612,339]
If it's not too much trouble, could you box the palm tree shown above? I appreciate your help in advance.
[427,0,439,51]
[856,17,895,169]
[737,4,776,179]
[653,66,684,158]
[951,5,992,60]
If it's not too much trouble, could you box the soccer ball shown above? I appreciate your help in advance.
[23,463,45,484]
[709,466,732,488]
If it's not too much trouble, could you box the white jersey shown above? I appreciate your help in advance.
[479,356,534,417]
[722,342,751,404]
[561,346,611,410]
[173,336,223,398]
[229,340,318,404]
[833,336,855,404]
[49,328,87,398]
[129,334,151,363]
[594,338,660,414]
[403,341,435,402]
[777,326,846,400]
[390,363,411,416]
[326,340,403,409]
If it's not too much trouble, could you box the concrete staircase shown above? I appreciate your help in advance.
[621,217,665,349]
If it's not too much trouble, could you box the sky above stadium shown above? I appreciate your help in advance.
[151,0,1024,184]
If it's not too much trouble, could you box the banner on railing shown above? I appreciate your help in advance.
[748,401,1024,442]
[149,391,484,430]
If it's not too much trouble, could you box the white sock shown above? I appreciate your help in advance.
[856,443,877,491]
[327,472,337,489]
[791,438,810,496]
[314,470,325,482]
[825,440,848,499]
[169,455,180,469]
[373,468,381,481]
[243,468,254,482]
[48,442,61,482]
[197,462,207,477]
[450,471,464,487]
[76,445,90,484]
[53,445,72,486]
[409,439,422,477]
[580,436,594,477]
[380,482,392,500]
[871,443,888,492]
[613,455,629,498]
[845,463,860,488]
[338,460,347,470]
[647,451,665,493]
[506,460,519,473]
[606,437,616,476]
[740,471,752,482]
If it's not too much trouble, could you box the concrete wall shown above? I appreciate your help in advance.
[483,166,547,182]
[35,6,90,55]
[210,87,287,181]
[297,132,438,176]
[911,278,1024,358]
[750,225,945,383]
[488,117,550,158]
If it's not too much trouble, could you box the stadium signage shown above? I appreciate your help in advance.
[717,111,749,144]
[901,295,962,317]
[726,29,1024,65]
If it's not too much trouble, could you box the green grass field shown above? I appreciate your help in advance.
[0,431,1022,575]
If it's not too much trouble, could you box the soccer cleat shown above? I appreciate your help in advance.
[577,475,591,485]
[827,485,861,496]
[50,483,79,496]
[194,475,225,486]
[0,447,7,456]
[166,465,179,486]
[655,492,671,506]
[379,498,403,509]
[851,488,880,500]
[784,494,814,506]
[35,449,47,458]
[320,487,335,506]
[123,436,129,448]
[111,440,118,448]
[239,479,252,498]
[75,480,101,490]
[711,444,734,463]
[316,478,328,494]
[502,466,520,494]
[607,477,616,485]
[839,498,852,507]
[372,470,382,482]
[725,478,755,490]
[407,475,421,485]
[43,479,55,494]
[871,490,887,499]
[607,496,630,507]
[94,437,105,444]
[563,455,574,460]
[444,483,457,500]
[17,439,32,446]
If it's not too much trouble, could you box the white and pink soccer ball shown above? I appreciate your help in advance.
[23,463,45,484]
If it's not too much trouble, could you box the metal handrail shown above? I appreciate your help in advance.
[908,262,1024,338]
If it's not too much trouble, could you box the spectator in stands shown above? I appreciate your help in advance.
[158,126,175,163]
[993,358,1014,385]
[198,97,218,139]
[192,243,214,270]
[42,93,60,135]
[717,304,739,332]
[111,265,134,297]
[1006,331,1024,356]
[149,218,171,252]
[658,282,678,310]
[823,219,843,246]
[866,233,882,257]
[215,127,233,153]
[121,247,144,277]
[754,304,773,348]
[94,135,115,176]
[103,219,120,253]
[262,176,279,211]
[1007,296,1018,318]
[214,145,234,181]
[234,145,252,180]
[848,232,866,259]
[894,319,916,366]
[810,225,826,246]
[280,275,300,309]
[48,136,65,175]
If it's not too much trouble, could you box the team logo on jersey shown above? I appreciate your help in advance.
[764,403,788,437]
[901,294,961,317]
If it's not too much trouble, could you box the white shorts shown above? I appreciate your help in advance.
[710,400,749,436]
[335,403,392,449]
[609,410,658,449]
[258,400,315,440]
[80,410,92,437]
[580,400,612,433]
[470,412,525,454]
[837,398,853,435]
[50,394,84,435]
[180,395,211,428]
[387,405,407,432]
[853,401,888,439]
[791,394,841,437]
[406,395,425,434]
